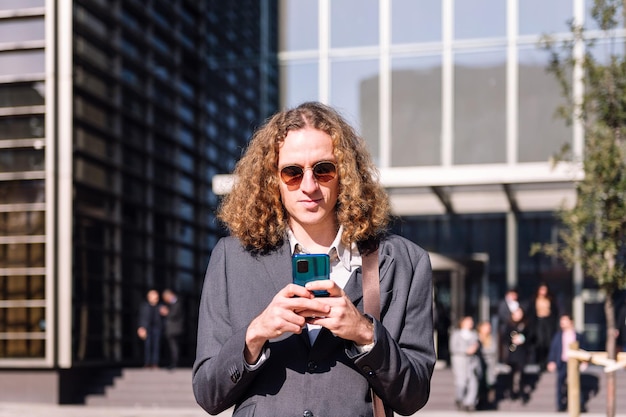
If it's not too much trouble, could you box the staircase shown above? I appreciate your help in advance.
[85,365,626,412]
[85,368,196,407]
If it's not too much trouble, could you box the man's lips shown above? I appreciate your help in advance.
[300,198,322,208]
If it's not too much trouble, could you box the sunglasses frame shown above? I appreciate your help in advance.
[279,161,338,186]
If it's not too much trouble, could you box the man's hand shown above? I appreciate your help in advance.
[244,283,331,363]
[137,327,147,340]
[303,280,375,346]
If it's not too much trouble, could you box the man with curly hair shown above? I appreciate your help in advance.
[193,102,435,417]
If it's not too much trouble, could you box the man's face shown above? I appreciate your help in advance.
[147,290,159,305]
[277,127,339,237]
[560,315,573,331]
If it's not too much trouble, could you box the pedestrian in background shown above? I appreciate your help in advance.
[449,316,481,411]
[477,320,497,409]
[497,288,520,362]
[503,307,530,401]
[161,288,184,369]
[546,313,585,412]
[527,282,559,369]
[137,289,163,368]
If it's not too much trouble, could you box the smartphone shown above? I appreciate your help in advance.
[292,253,330,297]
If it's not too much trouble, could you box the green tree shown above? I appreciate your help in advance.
[534,1,626,416]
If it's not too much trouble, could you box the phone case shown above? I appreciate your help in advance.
[292,253,330,296]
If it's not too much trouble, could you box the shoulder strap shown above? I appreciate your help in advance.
[361,249,390,417]
[362,250,381,321]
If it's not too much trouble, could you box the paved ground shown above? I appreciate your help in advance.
[0,402,625,417]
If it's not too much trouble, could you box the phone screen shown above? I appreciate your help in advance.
[292,253,330,297]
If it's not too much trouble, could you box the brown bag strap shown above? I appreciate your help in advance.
[361,249,389,417]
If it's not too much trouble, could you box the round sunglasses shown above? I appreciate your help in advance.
[279,161,337,186]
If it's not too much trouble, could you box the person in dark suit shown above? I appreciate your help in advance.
[161,289,184,369]
[137,289,163,368]
[497,288,520,363]
[546,313,585,412]
[192,102,436,417]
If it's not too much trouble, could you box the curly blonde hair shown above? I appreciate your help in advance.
[217,102,390,252]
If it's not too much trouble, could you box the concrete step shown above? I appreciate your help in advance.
[85,365,626,411]
[423,365,626,413]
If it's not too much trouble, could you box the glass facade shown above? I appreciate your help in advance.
[0,1,46,360]
[278,0,612,349]
[0,0,278,367]
[278,0,585,167]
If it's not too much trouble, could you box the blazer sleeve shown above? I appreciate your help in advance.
[192,238,268,415]
[350,236,436,416]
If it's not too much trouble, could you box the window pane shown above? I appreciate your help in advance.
[0,115,45,139]
[330,59,379,162]
[0,275,45,300]
[0,148,44,171]
[519,0,572,35]
[0,0,44,10]
[518,47,572,162]
[391,55,442,167]
[0,243,45,267]
[0,82,45,107]
[0,338,45,358]
[454,50,506,164]
[0,180,45,204]
[0,50,45,76]
[455,0,506,40]
[280,60,319,108]
[0,17,45,43]
[279,0,318,51]
[331,0,378,48]
[392,0,441,44]
[0,211,45,235]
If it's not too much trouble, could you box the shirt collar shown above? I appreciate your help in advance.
[287,225,355,271]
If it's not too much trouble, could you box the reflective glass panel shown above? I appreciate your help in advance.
[0,18,45,43]
[518,47,572,162]
[331,0,378,48]
[0,212,45,235]
[0,115,44,139]
[453,50,506,164]
[330,59,379,161]
[0,0,44,10]
[0,82,45,107]
[391,55,442,167]
[279,0,318,51]
[0,180,45,204]
[392,0,441,44]
[0,50,45,76]
[519,0,572,35]
[280,60,319,108]
[454,0,506,40]
[0,275,45,299]
[0,148,44,171]
[0,338,45,358]
[0,243,45,267]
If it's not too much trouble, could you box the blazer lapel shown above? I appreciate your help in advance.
[258,242,293,295]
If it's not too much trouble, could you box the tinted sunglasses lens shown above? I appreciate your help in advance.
[313,162,336,182]
[280,166,304,185]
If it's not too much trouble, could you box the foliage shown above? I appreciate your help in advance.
[533,0,626,296]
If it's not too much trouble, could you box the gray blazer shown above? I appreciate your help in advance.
[192,234,435,417]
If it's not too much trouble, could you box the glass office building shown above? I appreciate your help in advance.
[0,0,277,401]
[277,0,613,354]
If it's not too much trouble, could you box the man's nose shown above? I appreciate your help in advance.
[299,169,319,191]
